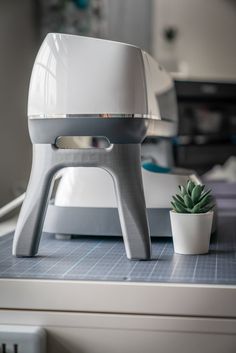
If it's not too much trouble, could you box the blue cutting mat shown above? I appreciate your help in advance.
[0,216,235,284]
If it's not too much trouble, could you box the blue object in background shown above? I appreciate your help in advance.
[171,136,180,145]
[142,162,171,174]
[73,0,90,10]
[230,135,236,144]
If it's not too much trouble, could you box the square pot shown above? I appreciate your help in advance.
[170,210,214,255]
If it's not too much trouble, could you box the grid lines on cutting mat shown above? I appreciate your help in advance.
[0,214,235,284]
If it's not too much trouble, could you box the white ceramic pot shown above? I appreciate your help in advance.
[170,211,214,255]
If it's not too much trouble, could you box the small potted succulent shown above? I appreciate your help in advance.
[170,180,214,255]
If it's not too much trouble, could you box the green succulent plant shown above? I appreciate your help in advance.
[171,180,215,214]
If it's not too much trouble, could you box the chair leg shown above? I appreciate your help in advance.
[13,145,56,256]
[107,144,151,260]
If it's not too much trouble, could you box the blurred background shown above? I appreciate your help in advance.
[0,0,236,207]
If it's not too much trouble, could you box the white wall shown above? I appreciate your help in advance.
[152,0,236,80]
[0,0,37,207]
[107,0,152,52]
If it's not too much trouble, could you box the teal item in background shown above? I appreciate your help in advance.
[142,162,171,174]
[73,0,90,9]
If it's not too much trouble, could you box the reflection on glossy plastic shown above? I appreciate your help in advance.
[28,33,177,123]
